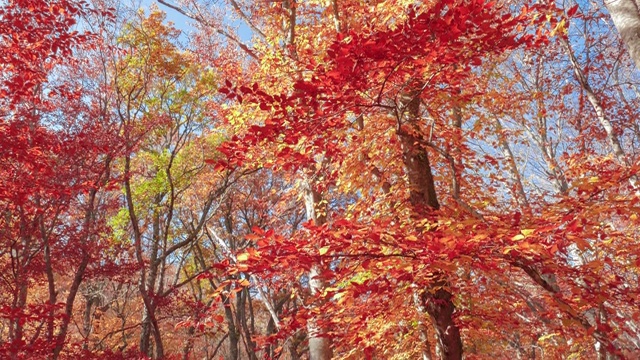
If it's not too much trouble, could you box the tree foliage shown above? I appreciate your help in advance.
[2,0,640,358]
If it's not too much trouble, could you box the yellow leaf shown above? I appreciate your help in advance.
[520,229,535,236]
[550,18,567,36]
[237,253,249,262]
[237,264,248,272]
[319,246,330,255]
[511,234,525,241]
[470,234,489,242]
[538,333,559,342]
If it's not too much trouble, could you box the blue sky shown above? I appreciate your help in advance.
[140,0,253,43]
[158,3,193,32]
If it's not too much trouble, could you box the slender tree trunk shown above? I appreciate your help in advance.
[53,183,107,359]
[493,118,531,214]
[182,325,195,360]
[237,288,258,360]
[140,306,152,356]
[83,296,95,350]
[141,209,161,357]
[52,252,90,359]
[331,0,342,33]
[561,37,638,190]
[124,155,165,359]
[139,269,159,355]
[44,238,57,344]
[11,272,29,360]
[528,58,570,194]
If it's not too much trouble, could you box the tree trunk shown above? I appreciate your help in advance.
[493,118,531,214]
[53,184,106,360]
[124,155,164,359]
[224,288,240,360]
[397,90,463,360]
[605,0,640,70]
[413,291,434,360]
[181,325,195,360]
[83,296,95,349]
[140,305,152,356]
[52,252,90,359]
[421,284,463,359]
[303,180,333,360]
[237,288,258,360]
[560,37,638,190]
[398,94,439,210]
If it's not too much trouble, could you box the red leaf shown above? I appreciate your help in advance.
[175,319,192,330]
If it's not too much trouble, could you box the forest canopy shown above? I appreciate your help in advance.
[2,0,640,358]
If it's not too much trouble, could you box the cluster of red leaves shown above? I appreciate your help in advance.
[217,0,544,173]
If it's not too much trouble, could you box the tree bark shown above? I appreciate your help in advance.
[605,0,640,70]
[224,286,240,360]
[494,118,531,214]
[398,91,439,210]
[413,290,434,360]
[303,180,333,360]
[397,90,463,359]
[560,37,638,190]
[141,206,162,357]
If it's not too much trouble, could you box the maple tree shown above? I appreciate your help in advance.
[3,0,640,358]
[0,0,126,358]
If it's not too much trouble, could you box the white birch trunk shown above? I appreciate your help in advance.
[303,179,332,360]
[605,0,640,70]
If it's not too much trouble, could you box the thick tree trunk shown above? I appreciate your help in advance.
[140,306,152,356]
[303,180,333,360]
[605,0,640,70]
[421,284,463,359]
[398,95,439,210]
[397,90,463,360]
[237,288,258,360]
[224,288,240,360]
[140,263,160,357]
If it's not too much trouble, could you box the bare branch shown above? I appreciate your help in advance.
[157,0,260,60]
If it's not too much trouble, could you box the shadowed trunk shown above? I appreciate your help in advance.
[397,89,463,360]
